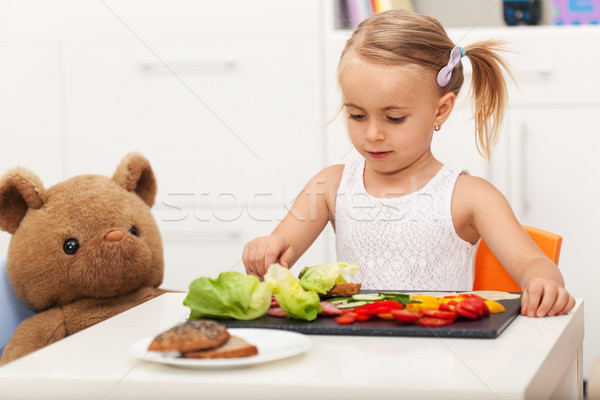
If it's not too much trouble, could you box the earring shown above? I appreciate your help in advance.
[434,121,441,132]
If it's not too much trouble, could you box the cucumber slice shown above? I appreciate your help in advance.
[328,299,350,305]
[336,301,368,309]
[379,292,411,304]
[352,293,385,301]
[326,296,352,303]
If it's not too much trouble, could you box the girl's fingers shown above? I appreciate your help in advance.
[525,284,543,317]
[547,289,569,317]
[279,246,296,269]
[536,285,558,317]
[558,295,576,315]
[521,291,528,316]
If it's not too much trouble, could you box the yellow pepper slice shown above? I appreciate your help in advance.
[484,300,506,314]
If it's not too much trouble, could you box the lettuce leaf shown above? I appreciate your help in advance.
[264,264,322,321]
[298,262,359,294]
[183,271,271,320]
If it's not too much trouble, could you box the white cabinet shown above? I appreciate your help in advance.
[0,1,330,289]
[0,43,64,256]
[58,2,327,288]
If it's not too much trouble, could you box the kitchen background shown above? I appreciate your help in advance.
[1,0,599,380]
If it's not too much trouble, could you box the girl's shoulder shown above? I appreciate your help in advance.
[306,164,345,191]
[453,173,513,224]
[454,174,506,203]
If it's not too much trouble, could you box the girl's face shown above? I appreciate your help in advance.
[339,58,451,174]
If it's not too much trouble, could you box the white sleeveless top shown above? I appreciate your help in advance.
[335,157,479,291]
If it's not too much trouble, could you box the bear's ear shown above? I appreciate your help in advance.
[0,167,46,234]
[112,152,157,207]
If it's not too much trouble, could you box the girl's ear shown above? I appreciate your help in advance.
[435,92,456,125]
[112,152,157,207]
[0,167,46,234]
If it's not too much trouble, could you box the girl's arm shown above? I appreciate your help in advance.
[242,165,343,277]
[453,175,576,317]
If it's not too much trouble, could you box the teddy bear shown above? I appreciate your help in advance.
[0,152,167,364]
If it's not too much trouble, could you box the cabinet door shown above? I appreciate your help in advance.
[0,43,63,256]
[506,107,600,377]
[62,34,323,205]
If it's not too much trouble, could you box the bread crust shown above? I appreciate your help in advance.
[325,282,361,297]
[148,319,230,353]
[182,336,258,359]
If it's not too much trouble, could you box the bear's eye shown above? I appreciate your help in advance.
[63,238,80,255]
[129,226,140,237]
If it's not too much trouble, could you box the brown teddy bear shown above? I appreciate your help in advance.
[0,152,167,364]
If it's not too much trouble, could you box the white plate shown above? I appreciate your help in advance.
[130,328,311,368]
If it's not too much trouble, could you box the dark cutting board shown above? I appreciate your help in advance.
[220,293,522,339]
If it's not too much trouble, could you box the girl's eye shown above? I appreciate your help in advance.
[387,116,406,124]
[348,113,366,121]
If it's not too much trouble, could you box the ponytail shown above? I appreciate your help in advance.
[463,41,513,160]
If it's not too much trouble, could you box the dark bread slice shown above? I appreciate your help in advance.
[148,319,230,353]
[324,282,362,297]
[182,336,258,359]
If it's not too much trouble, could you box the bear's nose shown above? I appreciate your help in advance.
[105,230,124,242]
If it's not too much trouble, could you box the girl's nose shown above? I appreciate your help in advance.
[364,121,385,142]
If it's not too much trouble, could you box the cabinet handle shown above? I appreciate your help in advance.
[520,123,529,216]
[161,230,242,241]
[463,65,553,79]
[513,65,554,79]
[138,56,238,72]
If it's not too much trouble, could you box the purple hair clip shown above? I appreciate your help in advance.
[437,46,465,87]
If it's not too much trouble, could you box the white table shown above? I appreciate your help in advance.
[0,293,584,400]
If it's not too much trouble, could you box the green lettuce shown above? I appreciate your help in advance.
[264,264,322,321]
[298,262,359,294]
[183,271,271,320]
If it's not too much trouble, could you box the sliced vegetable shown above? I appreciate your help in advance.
[391,309,422,323]
[334,314,356,324]
[455,304,479,319]
[438,303,455,312]
[485,300,506,314]
[379,292,412,304]
[336,301,368,309]
[326,296,352,304]
[352,293,385,301]
[354,300,403,315]
[418,317,455,327]
[420,309,458,321]
[354,313,372,321]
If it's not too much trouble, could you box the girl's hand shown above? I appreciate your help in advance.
[521,278,576,317]
[242,234,296,278]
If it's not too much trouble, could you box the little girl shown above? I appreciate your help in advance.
[242,10,574,318]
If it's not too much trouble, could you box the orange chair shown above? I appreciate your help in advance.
[473,226,562,292]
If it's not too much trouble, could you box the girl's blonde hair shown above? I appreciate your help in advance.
[338,10,513,160]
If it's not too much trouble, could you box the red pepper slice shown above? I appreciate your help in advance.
[439,303,455,312]
[455,303,480,319]
[390,309,421,323]
[420,309,458,321]
[334,315,356,324]
[354,313,372,322]
[354,300,403,315]
[459,299,485,318]
[417,316,455,327]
